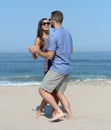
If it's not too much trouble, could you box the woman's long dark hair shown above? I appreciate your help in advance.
[37,18,49,48]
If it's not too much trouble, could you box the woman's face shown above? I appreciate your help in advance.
[41,20,50,31]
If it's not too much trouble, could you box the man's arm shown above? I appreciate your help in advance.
[38,50,55,60]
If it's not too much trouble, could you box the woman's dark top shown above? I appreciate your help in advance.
[41,38,52,75]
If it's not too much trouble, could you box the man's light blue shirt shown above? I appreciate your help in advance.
[48,27,73,75]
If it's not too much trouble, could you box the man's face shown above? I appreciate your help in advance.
[49,17,54,28]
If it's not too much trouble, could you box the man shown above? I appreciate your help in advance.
[32,10,73,121]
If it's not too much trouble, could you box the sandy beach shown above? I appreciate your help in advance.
[0,80,111,130]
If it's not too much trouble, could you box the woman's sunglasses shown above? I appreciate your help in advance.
[42,22,50,25]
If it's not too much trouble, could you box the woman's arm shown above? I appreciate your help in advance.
[28,38,40,60]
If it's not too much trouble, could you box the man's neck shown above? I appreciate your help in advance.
[54,23,62,29]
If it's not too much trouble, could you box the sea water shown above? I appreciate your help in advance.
[0,52,111,86]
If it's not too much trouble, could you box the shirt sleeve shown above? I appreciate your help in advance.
[48,34,56,51]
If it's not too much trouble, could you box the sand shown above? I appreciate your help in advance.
[0,80,111,130]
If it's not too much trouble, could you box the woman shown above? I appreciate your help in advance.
[29,18,51,75]
[29,18,58,118]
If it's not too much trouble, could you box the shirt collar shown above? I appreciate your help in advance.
[53,26,63,31]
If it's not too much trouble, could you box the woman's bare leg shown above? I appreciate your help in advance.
[39,88,64,122]
[51,91,59,117]
[36,99,47,118]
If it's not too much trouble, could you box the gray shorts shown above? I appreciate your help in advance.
[40,70,69,93]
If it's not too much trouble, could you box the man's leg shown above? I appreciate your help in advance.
[56,91,73,119]
[55,74,73,119]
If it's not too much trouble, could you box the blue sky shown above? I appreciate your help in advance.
[0,0,111,52]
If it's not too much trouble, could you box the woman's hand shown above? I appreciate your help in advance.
[28,45,39,59]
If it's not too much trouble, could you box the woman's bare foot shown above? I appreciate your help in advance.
[36,110,42,119]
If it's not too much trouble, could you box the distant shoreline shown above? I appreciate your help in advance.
[1,79,111,87]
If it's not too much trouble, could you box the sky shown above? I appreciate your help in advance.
[0,0,111,52]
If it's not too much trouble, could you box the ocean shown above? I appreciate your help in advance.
[0,52,111,86]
